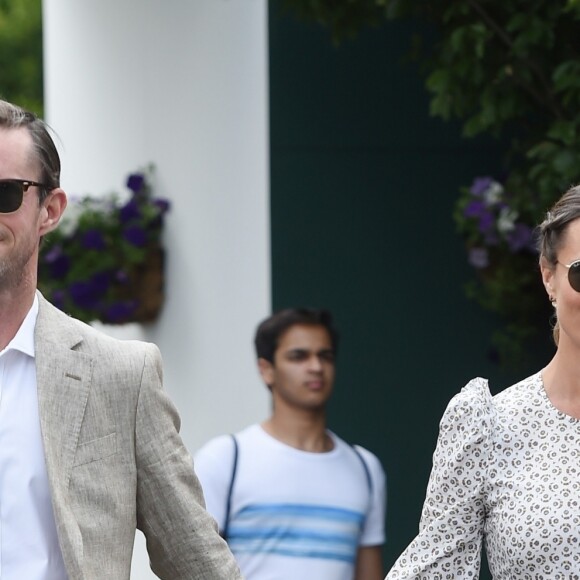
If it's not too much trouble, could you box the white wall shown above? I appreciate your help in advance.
[43,1,270,577]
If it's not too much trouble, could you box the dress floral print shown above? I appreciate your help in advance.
[386,372,580,579]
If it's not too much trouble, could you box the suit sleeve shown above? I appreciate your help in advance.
[134,344,242,579]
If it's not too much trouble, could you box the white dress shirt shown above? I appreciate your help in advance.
[0,295,68,579]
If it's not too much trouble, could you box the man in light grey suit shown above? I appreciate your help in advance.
[0,99,243,579]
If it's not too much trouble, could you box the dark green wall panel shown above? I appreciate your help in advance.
[269,4,552,575]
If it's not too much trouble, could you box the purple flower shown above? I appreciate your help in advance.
[506,223,534,253]
[81,229,106,250]
[126,173,145,193]
[51,289,66,311]
[103,301,138,323]
[43,245,63,263]
[143,198,171,229]
[470,177,494,197]
[123,225,147,247]
[68,271,112,310]
[43,245,71,278]
[91,271,113,293]
[468,247,489,269]
[69,281,100,310]
[464,199,486,218]
[119,199,141,223]
[50,254,71,279]
[154,198,171,214]
[464,200,497,234]
[478,211,495,233]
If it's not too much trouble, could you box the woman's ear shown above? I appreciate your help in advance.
[540,256,556,298]
[39,188,67,236]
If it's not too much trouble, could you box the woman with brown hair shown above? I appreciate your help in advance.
[385,185,580,579]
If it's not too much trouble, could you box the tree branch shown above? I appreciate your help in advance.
[465,0,564,120]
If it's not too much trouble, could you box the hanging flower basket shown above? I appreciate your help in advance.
[38,166,170,325]
[102,242,166,324]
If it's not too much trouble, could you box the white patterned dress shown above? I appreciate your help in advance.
[386,372,580,579]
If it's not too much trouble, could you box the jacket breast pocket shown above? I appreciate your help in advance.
[73,432,117,467]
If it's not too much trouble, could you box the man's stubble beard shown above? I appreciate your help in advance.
[0,239,39,293]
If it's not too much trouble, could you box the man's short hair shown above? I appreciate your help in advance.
[254,308,339,363]
[0,99,60,201]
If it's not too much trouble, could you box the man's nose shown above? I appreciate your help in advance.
[308,355,323,372]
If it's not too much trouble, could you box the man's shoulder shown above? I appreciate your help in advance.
[37,293,158,358]
[196,424,260,457]
[194,425,261,483]
[330,431,377,457]
[330,432,385,478]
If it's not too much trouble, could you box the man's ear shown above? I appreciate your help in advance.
[257,357,275,388]
[39,188,67,236]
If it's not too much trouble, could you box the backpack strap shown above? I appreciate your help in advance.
[222,434,239,541]
[351,443,373,495]
[351,443,374,532]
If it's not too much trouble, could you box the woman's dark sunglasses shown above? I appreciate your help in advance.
[0,179,46,213]
[559,260,580,292]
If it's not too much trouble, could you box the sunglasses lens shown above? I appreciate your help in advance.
[0,181,23,213]
[568,262,580,292]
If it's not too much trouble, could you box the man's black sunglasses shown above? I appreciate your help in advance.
[0,179,47,213]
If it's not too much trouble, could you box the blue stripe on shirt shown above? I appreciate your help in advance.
[228,502,365,564]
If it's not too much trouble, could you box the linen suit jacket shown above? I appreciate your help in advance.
[34,293,242,579]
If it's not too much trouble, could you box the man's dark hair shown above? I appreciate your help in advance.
[0,99,60,202]
[254,308,339,363]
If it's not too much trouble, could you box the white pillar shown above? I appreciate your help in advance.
[43,2,270,577]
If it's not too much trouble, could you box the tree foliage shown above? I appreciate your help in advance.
[0,0,43,115]
[282,0,580,365]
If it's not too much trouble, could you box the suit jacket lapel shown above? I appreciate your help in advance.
[35,294,95,575]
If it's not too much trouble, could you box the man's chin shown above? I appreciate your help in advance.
[0,262,30,292]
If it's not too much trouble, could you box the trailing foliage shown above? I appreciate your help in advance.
[282,0,580,365]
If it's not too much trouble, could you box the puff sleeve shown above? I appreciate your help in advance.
[386,377,495,579]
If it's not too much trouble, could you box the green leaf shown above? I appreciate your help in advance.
[553,60,580,93]
[547,120,577,145]
[551,149,577,174]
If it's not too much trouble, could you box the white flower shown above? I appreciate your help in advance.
[58,196,84,236]
[482,181,504,206]
[497,206,518,234]
[58,192,118,237]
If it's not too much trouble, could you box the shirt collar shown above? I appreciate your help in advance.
[4,294,39,358]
